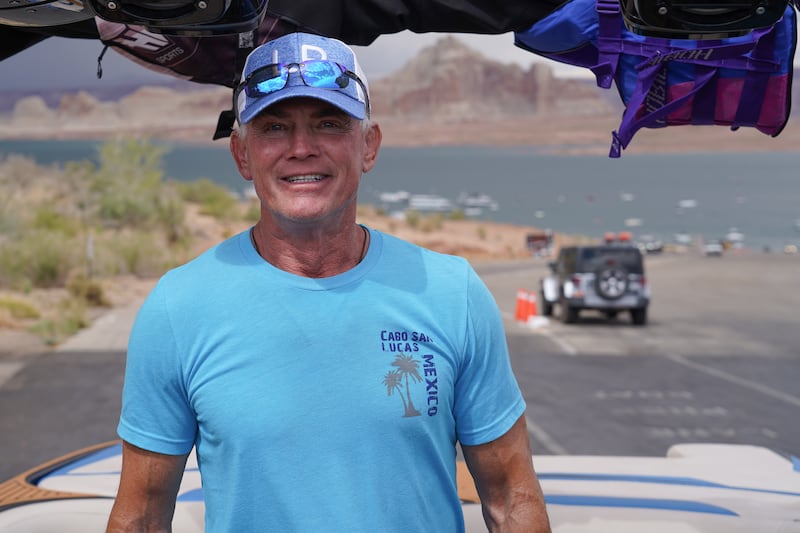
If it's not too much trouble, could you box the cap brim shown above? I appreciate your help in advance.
[239,86,366,124]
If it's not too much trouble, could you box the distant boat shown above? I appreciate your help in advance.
[408,194,453,212]
[726,227,744,244]
[457,192,498,211]
[678,199,698,209]
[378,190,410,203]
[624,218,643,228]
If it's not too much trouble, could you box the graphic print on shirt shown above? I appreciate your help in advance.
[379,329,439,418]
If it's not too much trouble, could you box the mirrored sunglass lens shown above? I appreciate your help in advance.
[254,75,288,94]
[248,65,287,96]
[302,61,346,88]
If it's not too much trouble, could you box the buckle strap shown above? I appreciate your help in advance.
[213,31,254,140]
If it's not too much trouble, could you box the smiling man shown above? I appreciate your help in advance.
[107,32,551,533]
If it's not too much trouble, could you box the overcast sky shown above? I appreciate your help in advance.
[0,30,585,91]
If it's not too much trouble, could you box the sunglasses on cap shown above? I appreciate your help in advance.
[240,60,370,117]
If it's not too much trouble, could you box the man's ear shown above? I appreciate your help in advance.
[230,130,253,182]
[362,122,382,173]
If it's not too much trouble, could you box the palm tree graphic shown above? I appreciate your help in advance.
[382,353,422,417]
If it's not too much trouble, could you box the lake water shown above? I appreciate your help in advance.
[3,139,799,250]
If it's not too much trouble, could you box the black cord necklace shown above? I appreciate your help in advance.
[250,225,369,265]
[357,224,369,264]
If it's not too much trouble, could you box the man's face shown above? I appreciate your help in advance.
[230,97,381,227]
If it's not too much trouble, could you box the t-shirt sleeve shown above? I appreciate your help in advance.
[117,278,197,455]
[454,267,526,446]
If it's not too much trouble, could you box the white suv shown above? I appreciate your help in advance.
[540,244,650,325]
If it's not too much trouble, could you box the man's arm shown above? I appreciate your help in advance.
[106,441,189,532]
[461,416,551,533]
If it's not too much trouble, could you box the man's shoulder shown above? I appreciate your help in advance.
[376,229,465,262]
[373,229,472,275]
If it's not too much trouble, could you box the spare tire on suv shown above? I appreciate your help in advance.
[595,266,629,300]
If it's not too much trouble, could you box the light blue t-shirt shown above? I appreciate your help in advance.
[118,227,525,532]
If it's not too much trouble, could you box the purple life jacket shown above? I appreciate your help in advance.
[514,0,798,157]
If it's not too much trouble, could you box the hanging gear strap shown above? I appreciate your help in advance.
[213,31,254,140]
[732,27,778,130]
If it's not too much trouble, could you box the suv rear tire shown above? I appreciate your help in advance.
[540,289,553,316]
[630,307,647,326]
[560,300,579,324]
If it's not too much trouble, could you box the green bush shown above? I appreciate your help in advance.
[0,296,40,319]
[243,199,261,223]
[0,231,80,288]
[107,230,170,278]
[406,210,421,229]
[33,207,81,236]
[448,209,466,221]
[91,138,168,229]
[97,193,157,228]
[28,296,88,345]
[66,272,111,307]
[154,187,188,244]
[419,213,445,233]
[0,139,211,291]
[176,178,238,221]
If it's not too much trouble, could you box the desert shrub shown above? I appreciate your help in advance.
[33,207,81,236]
[0,231,80,288]
[243,199,260,222]
[419,213,445,233]
[107,230,171,278]
[0,140,201,290]
[90,138,169,229]
[28,232,80,287]
[96,192,158,228]
[448,209,466,221]
[28,295,88,345]
[0,204,22,237]
[477,226,487,240]
[199,191,238,220]
[66,272,111,307]
[0,296,40,319]
[176,178,238,221]
[154,186,188,244]
[406,210,421,229]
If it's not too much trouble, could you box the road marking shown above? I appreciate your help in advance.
[526,414,569,455]
[666,353,800,408]
[539,330,578,355]
[646,427,739,439]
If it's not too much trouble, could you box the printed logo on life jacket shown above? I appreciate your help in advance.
[644,67,668,127]
[108,27,192,65]
[646,48,714,67]
[379,329,439,418]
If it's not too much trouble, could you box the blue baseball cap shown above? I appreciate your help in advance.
[237,32,370,124]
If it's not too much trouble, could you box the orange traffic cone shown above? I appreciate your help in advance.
[514,289,527,322]
[525,291,538,320]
